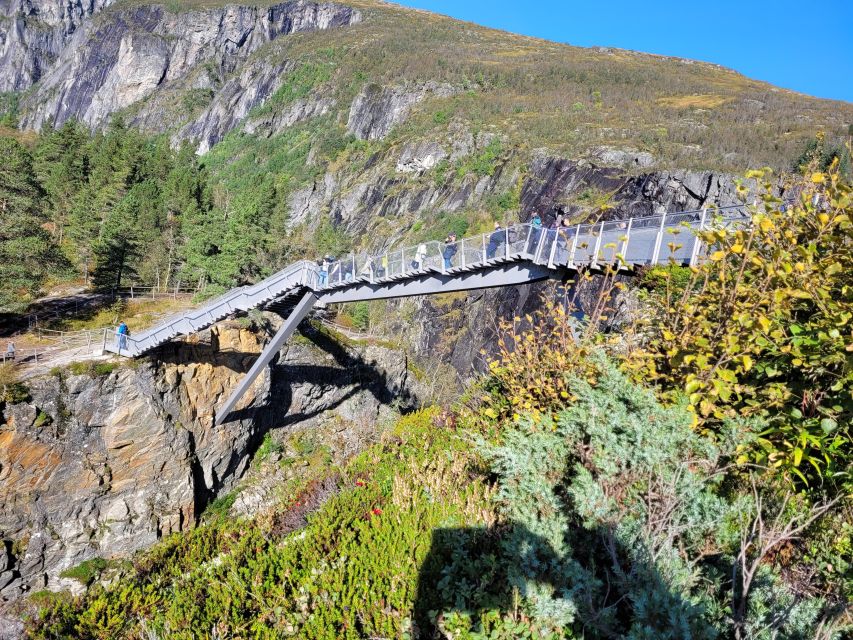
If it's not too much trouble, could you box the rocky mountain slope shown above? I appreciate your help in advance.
[0,320,420,606]
[5,0,850,165]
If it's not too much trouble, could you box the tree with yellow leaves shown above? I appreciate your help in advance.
[627,163,851,490]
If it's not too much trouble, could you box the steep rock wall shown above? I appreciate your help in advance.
[0,0,114,92]
[18,0,361,129]
[0,321,419,604]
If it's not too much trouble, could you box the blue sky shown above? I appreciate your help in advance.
[393,0,853,103]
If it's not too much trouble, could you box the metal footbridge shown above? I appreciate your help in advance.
[107,205,749,423]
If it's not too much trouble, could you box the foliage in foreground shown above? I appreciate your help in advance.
[27,363,851,639]
[626,168,851,489]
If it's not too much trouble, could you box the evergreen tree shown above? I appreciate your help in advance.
[34,120,89,245]
[0,138,65,310]
[91,194,140,291]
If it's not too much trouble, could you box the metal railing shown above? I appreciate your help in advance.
[107,203,751,356]
[313,203,750,290]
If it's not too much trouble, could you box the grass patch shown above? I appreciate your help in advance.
[202,491,238,522]
[255,432,283,463]
[59,557,108,586]
[66,361,119,377]
[656,93,731,109]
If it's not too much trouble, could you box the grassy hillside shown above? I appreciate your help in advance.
[110,0,852,172]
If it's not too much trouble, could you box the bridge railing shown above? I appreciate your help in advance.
[313,205,750,292]
[110,260,318,354]
[107,203,754,355]
[317,224,541,287]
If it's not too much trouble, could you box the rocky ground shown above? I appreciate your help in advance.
[0,318,423,615]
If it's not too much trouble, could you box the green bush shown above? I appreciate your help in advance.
[345,301,370,330]
[67,361,118,377]
[255,431,283,462]
[456,138,504,178]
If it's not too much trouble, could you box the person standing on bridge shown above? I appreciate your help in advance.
[443,233,458,269]
[413,243,427,270]
[527,214,543,254]
[319,258,329,286]
[4,341,15,362]
[116,321,129,353]
[486,222,504,259]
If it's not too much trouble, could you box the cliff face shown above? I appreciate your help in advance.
[17,0,361,130]
[0,321,419,604]
[0,0,115,93]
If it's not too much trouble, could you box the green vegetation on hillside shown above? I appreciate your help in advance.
[131,0,850,172]
[25,172,852,639]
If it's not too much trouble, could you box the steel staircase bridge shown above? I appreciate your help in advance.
[106,205,750,424]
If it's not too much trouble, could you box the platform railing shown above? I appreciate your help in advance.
[111,203,752,355]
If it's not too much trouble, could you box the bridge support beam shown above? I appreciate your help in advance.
[318,262,558,304]
[215,290,317,425]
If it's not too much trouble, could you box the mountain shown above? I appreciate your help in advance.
[3,0,851,305]
[4,0,850,167]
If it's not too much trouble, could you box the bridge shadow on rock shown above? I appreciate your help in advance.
[220,322,417,425]
[414,522,707,639]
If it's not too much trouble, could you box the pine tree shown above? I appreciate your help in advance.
[34,120,89,245]
[91,194,140,291]
[0,138,66,310]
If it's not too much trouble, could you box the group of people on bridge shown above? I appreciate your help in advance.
[312,212,595,285]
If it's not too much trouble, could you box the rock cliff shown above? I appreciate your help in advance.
[0,320,419,605]
[0,0,114,93]
[17,0,361,130]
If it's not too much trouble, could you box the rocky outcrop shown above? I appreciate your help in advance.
[520,153,746,223]
[19,0,361,130]
[346,82,457,141]
[0,320,419,604]
[0,0,114,93]
[590,146,655,169]
[170,60,291,153]
[396,141,447,173]
[242,95,335,141]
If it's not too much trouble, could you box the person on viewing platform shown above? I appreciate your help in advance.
[116,321,129,352]
[328,256,340,283]
[554,215,570,264]
[319,258,329,286]
[486,222,504,259]
[550,213,563,230]
[5,341,15,362]
[443,233,458,269]
[413,243,428,270]
[527,214,544,254]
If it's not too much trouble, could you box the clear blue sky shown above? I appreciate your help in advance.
[393,0,853,103]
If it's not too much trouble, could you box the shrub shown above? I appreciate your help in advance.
[347,301,370,330]
[626,168,852,489]
[456,137,504,178]
[255,431,283,463]
[0,362,29,404]
[479,359,844,639]
[67,361,118,377]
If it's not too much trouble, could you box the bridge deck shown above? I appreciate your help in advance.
[103,205,749,423]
